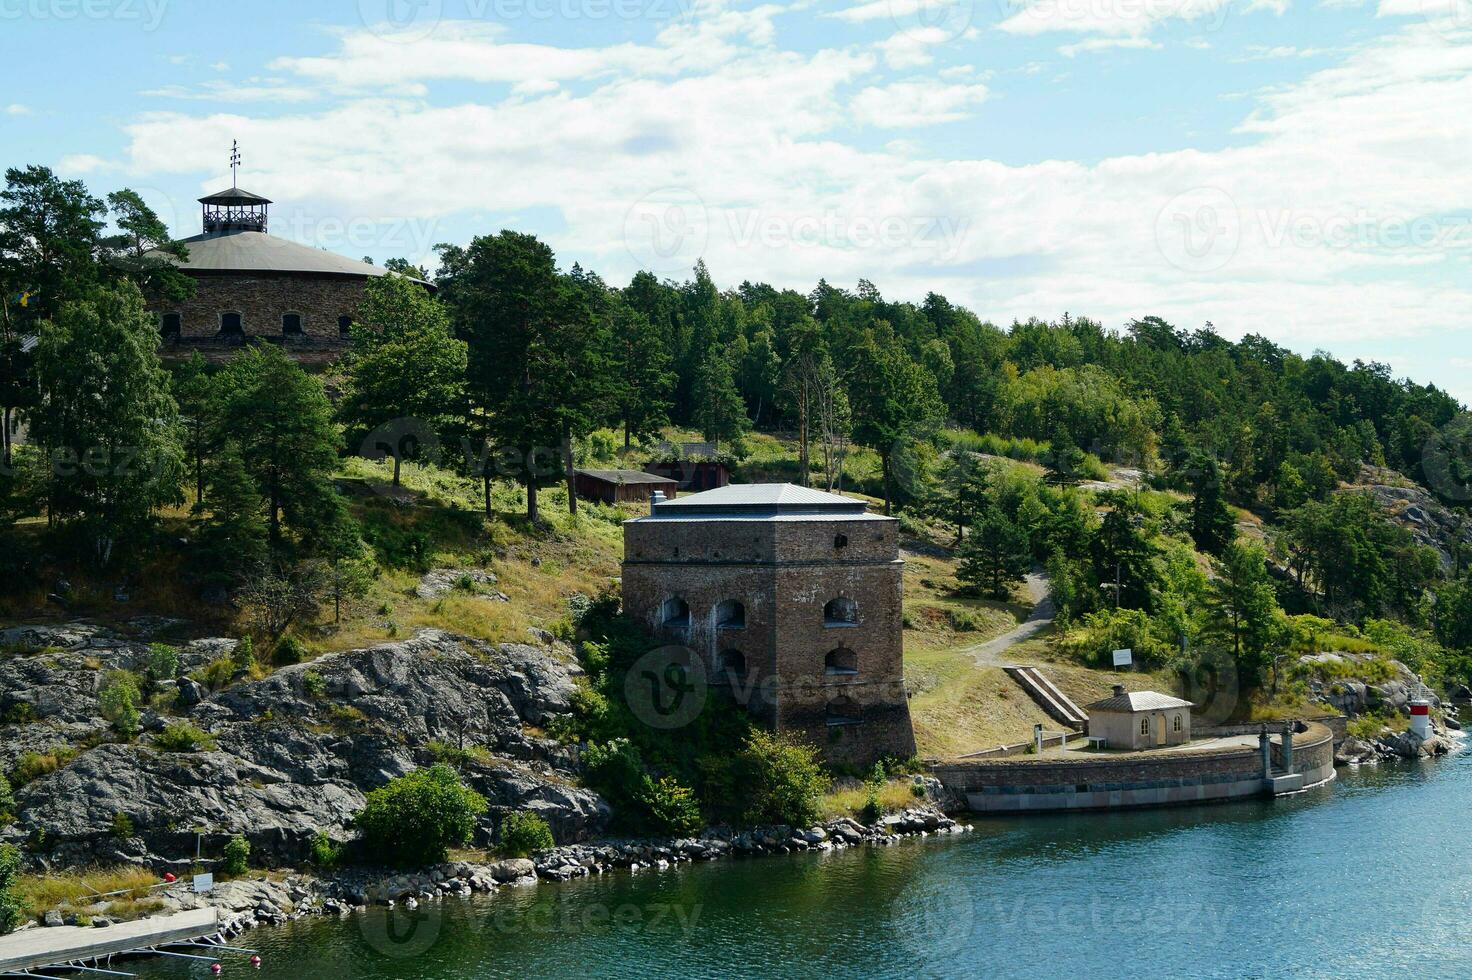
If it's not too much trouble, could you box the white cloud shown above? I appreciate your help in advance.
[1059,36,1164,56]
[850,80,990,126]
[4,104,31,116]
[998,0,1235,38]
[142,80,319,103]
[59,154,107,173]
[104,11,1472,395]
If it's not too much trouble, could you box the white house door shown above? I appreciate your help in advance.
[1154,714,1166,746]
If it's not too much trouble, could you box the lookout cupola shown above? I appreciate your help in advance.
[200,141,270,234]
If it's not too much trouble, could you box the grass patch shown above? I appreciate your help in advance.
[16,866,157,920]
[820,779,919,821]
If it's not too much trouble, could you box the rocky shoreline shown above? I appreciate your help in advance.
[54,807,972,940]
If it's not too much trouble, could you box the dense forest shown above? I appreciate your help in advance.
[6,163,1472,708]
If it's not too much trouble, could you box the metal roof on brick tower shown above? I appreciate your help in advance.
[636,483,887,521]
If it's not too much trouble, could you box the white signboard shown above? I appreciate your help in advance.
[193,872,214,894]
[1112,648,1133,668]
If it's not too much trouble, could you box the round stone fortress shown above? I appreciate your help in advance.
[148,185,426,363]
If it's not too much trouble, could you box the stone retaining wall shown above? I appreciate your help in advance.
[931,722,1336,813]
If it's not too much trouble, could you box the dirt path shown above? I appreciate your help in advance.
[962,571,1054,667]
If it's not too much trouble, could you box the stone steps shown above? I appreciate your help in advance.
[1005,665,1088,730]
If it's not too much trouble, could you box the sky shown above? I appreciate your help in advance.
[0,0,1469,397]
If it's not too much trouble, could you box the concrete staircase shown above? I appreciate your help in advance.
[1004,665,1089,731]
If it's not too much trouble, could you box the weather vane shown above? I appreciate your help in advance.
[230,140,241,188]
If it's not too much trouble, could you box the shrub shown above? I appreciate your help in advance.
[353,764,487,868]
[146,644,180,682]
[232,637,255,671]
[635,776,704,837]
[309,831,343,870]
[2,702,34,724]
[191,658,235,692]
[10,748,77,787]
[221,835,250,876]
[98,672,141,739]
[154,722,216,753]
[111,811,135,838]
[736,731,826,827]
[496,811,555,858]
[274,636,307,666]
[302,670,327,699]
[0,844,22,935]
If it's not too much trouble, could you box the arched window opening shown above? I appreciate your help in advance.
[660,597,690,629]
[160,312,181,337]
[826,696,862,727]
[834,533,849,549]
[338,315,353,336]
[715,599,746,630]
[1172,714,1183,733]
[282,312,304,336]
[824,596,858,626]
[825,647,858,676]
[1140,717,1150,736]
[720,650,747,683]
[219,311,244,337]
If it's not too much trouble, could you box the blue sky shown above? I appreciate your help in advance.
[1,0,1470,397]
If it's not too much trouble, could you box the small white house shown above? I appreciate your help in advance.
[1085,685,1193,750]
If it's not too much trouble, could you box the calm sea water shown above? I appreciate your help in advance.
[120,753,1470,980]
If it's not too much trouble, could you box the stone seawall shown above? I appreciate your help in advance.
[932,723,1336,813]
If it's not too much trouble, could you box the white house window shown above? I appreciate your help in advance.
[1140,718,1150,736]
[824,596,858,626]
[1173,714,1182,733]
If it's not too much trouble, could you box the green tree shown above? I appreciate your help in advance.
[0,843,22,935]
[101,188,195,303]
[98,671,141,739]
[609,299,675,449]
[339,275,466,487]
[957,506,1031,599]
[736,730,825,827]
[192,441,269,586]
[692,350,749,450]
[1205,541,1281,690]
[0,164,105,326]
[929,452,992,544]
[1187,453,1235,555]
[353,764,488,868]
[27,282,183,566]
[847,328,944,514]
[1043,424,1086,485]
[497,811,555,858]
[173,352,216,505]
[212,345,339,548]
[1091,492,1158,611]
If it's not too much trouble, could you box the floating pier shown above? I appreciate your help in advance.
[0,907,256,977]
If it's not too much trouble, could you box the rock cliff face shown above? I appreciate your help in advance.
[1348,465,1472,572]
[0,624,609,870]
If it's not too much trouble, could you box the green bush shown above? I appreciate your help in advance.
[0,844,22,935]
[496,811,555,858]
[98,672,141,739]
[232,636,255,671]
[191,658,235,692]
[635,776,704,837]
[110,811,135,837]
[274,636,307,666]
[302,670,327,699]
[10,748,77,787]
[309,831,343,870]
[0,773,13,820]
[353,764,487,868]
[221,834,250,876]
[154,722,216,753]
[736,731,826,827]
[147,643,180,682]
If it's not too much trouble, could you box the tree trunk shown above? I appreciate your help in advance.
[563,428,577,516]
[526,477,539,523]
[881,454,892,516]
[798,384,810,488]
[483,471,492,519]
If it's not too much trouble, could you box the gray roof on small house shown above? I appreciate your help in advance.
[157,231,400,278]
[634,482,886,522]
[1085,689,1193,713]
[199,187,273,205]
[576,469,677,485]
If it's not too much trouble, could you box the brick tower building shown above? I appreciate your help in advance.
[621,483,916,767]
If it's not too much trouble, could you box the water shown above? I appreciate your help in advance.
[120,755,1471,979]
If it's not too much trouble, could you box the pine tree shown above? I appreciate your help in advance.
[193,440,268,586]
[1187,453,1235,555]
[610,300,674,449]
[692,351,749,450]
[174,351,215,505]
[339,275,466,486]
[27,281,183,566]
[1205,541,1281,691]
[958,506,1031,600]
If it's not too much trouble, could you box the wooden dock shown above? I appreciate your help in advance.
[0,907,219,974]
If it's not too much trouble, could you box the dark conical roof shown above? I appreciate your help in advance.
[198,187,273,205]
